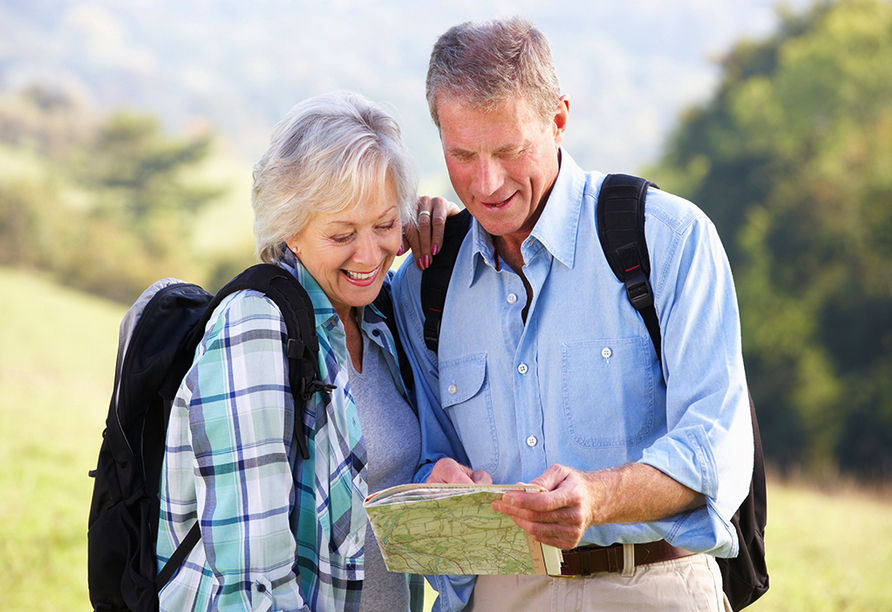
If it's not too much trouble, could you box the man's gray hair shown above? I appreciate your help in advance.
[426,17,561,129]
[252,91,418,263]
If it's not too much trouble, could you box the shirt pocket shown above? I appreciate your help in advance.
[560,337,656,448]
[439,353,499,474]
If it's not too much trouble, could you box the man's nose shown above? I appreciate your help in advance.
[473,157,504,199]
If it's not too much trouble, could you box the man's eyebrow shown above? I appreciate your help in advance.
[494,142,528,155]
[445,145,474,157]
[446,142,528,156]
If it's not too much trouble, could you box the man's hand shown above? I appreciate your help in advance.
[426,457,493,485]
[492,463,706,550]
[492,464,595,550]
[402,195,462,270]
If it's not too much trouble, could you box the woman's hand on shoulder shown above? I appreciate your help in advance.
[402,195,462,271]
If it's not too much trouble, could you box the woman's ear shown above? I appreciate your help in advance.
[285,238,300,256]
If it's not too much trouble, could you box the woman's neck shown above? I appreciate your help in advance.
[336,305,364,372]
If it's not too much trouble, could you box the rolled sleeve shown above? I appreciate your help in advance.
[638,203,754,556]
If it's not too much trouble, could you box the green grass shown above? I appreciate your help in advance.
[1,266,890,611]
[0,267,124,611]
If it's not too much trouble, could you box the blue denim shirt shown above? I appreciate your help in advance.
[392,151,753,611]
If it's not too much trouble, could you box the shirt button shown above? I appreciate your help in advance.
[601,347,613,359]
[526,436,538,447]
[448,384,458,395]
[507,293,518,304]
[517,363,528,375]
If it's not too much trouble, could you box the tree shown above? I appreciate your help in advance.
[0,89,230,303]
[75,111,222,253]
[652,0,892,478]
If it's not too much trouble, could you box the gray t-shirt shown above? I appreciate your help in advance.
[348,332,421,612]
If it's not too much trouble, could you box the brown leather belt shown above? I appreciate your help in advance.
[559,540,694,576]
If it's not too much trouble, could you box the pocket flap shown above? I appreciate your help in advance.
[439,353,487,407]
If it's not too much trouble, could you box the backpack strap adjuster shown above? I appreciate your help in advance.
[624,271,654,311]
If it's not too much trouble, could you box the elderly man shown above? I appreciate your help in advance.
[393,17,753,612]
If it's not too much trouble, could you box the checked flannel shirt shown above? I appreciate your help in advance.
[156,250,414,612]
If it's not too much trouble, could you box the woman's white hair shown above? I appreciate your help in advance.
[253,91,418,263]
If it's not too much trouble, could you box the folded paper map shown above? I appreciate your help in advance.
[363,483,564,575]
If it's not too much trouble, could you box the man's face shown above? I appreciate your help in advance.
[437,94,568,244]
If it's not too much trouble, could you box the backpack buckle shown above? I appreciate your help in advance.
[624,272,654,311]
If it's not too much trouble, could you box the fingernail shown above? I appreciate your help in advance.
[424,255,431,269]
[397,246,403,256]
[416,258,423,270]
[432,243,439,256]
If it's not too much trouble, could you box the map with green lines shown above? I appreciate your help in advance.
[363,483,563,575]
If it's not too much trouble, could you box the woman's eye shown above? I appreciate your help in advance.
[377,222,396,232]
[330,233,354,244]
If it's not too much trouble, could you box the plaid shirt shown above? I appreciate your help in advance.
[157,252,413,612]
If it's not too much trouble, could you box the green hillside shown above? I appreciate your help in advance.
[0,267,123,611]
[1,266,891,611]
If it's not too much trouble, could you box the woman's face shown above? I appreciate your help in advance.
[286,182,402,321]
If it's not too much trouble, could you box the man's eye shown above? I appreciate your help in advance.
[499,148,525,160]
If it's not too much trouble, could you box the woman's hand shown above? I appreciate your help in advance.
[402,196,462,270]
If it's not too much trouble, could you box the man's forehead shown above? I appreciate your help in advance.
[437,93,538,121]
[437,96,545,145]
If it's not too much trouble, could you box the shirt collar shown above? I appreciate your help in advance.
[463,148,587,288]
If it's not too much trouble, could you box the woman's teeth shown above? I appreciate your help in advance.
[345,269,376,280]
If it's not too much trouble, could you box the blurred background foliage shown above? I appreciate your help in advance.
[1,0,890,483]
[0,86,247,300]
[650,0,892,480]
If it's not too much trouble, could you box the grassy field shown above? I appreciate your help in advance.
[1,266,890,611]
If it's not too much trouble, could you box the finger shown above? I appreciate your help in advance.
[399,234,409,258]
[493,493,572,521]
[471,469,493,485]
[502,465,573,511]
[427,197,451,256]
[528,463,572,492]
[403,222,423,264]
[499,511,586,550]
[412,196,434,269]
[498,503,589,549]
[427,458,477,485]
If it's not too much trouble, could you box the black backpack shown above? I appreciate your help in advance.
[420,174,769,611]
[87,263,335,612]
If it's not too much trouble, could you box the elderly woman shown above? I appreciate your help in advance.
[155,91,447,612]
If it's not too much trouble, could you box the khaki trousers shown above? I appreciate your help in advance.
[467,553,732,612]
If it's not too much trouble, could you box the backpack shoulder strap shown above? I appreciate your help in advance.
[221,263,334,461]
[167,263,332,458]
[421,208,473,352]
[596,173,662,361]
[155,522,201,589]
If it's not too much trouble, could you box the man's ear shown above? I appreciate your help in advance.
[553,95,570,144]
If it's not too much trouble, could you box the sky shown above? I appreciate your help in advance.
[0,0,816,188]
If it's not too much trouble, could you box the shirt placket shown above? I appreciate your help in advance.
[512,247,549,482]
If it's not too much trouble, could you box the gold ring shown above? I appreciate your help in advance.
[418,210,432,218]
